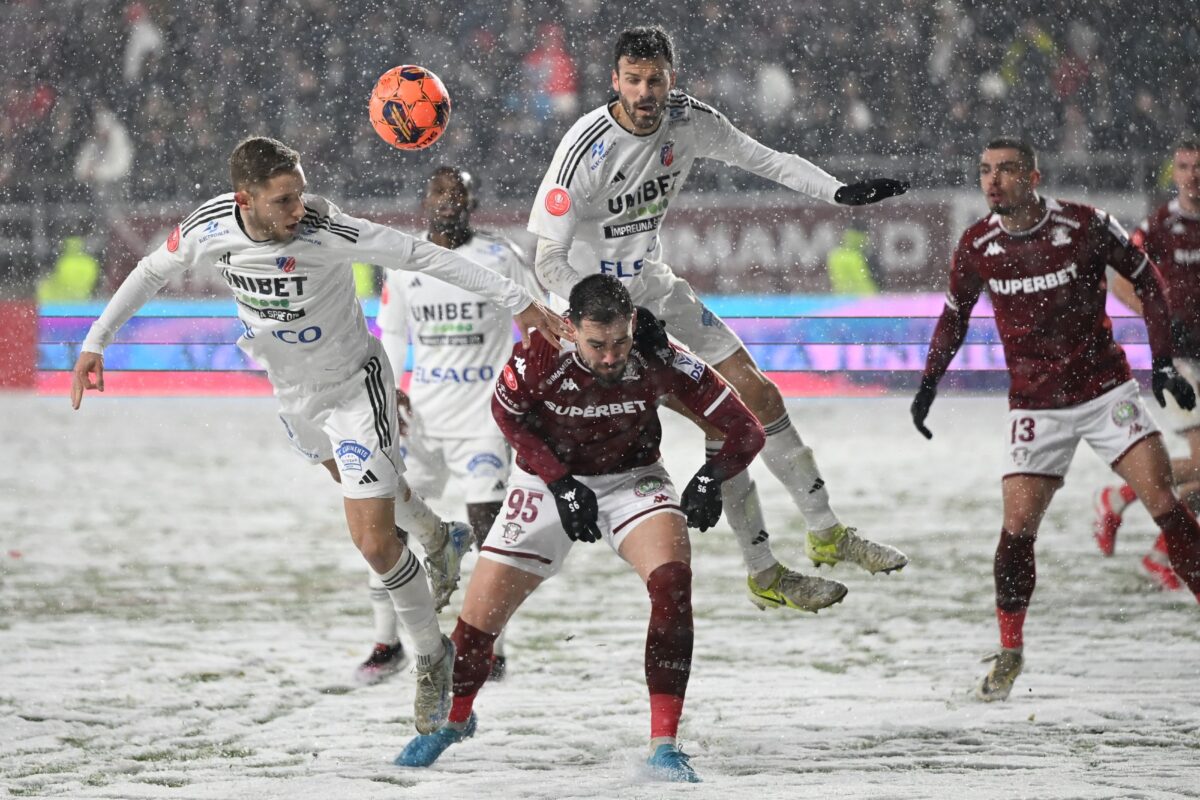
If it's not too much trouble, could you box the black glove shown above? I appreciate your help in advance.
[834,178,910,206]
[634,306,673,366]
[911,375,938,439]
[547,476,602,543]
[681,463,723,531]
[1152,358,1196,410]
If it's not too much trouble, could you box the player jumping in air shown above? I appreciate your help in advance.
[70,136,568,732]
[1095,138,1200,590]
[357,166,538,685]
[911,137,1200,702]
[529,25,909,614]
[394,275,765,783]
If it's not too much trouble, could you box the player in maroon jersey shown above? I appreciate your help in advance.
[1094,138,1200,589]
[909,137,1200,702]
[393,275,775,782]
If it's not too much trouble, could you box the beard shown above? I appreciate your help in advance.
[619,95,664,130]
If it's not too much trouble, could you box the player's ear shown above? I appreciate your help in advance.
[234,190,250,208]
[611,69,620,94]
[1029,168,1041,191]
[669,70,677,89]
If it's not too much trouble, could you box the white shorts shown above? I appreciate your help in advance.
[401,422,510,505]
[630,260,745,366]
[1157,358,1200,435]
[478,463,685,580]
[1004,380,1161,478]
[276,340,404,500]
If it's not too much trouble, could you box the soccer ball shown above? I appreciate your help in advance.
[368,65,452,150]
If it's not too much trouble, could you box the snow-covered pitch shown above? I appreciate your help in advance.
[3,395,1197,799]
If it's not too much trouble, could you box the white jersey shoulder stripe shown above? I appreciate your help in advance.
[557,117,613,188]
[181,202,235,237]
[180,195,235,229]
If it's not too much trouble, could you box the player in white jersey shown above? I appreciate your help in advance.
[529,26,910,613]
[69,137,567,734]
[357,166,535,684]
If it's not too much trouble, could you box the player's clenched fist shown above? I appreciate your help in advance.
[548,475,601,543]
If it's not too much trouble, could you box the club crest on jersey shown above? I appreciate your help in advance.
[1111,400,1140,427]
[1050,226,1072,247]
[545,187,571,217]
[1011,446,1030,466]
[502,522,523,545]
[634,476,665,497]
[166,225,180,252]
[275,256,297,273]
[660,141,675,167]
[336,440,371,472]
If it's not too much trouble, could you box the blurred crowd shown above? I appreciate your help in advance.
[2,0,1197,207]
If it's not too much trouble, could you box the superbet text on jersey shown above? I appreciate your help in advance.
[528,89,841,287]
[376,231,537,438]
[948,198,1154,409]
[1132,199,1200,357]
[492,334,753,481]
[81,195,533,389]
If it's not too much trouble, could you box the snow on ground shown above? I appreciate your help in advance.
[2,395,1198,799]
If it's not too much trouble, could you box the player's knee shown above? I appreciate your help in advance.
[647,561,692,608]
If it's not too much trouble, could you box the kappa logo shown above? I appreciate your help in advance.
[560,378,579,391]
[653,493,669,504]
[984,241,1006,257]
[1050,226,1072,247]
[514,356,527,378]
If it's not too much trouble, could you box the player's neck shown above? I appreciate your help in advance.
[1177,194,1200,217]
[428,226,472,250]
[999,197,1045,233]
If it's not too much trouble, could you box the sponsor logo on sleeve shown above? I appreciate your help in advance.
[336,439,371,472]
[166,225,180,252]
[672,351,705,382]
[545,187,572,217]
[502,363,519,390]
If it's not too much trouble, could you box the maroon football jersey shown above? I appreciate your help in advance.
[1133,200,1200,357]
[492,333,762,482]
[946,198,1163,409]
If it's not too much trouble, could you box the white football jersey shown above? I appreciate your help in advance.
[377,231,538,439]
[82,194,534,389]
[528,90,843,289]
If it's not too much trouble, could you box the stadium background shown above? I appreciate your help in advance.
[2,0,1195,394]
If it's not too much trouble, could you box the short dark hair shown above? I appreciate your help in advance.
[613,25,674,70]
[984,136,1038,171]
[1175,135,1200,154]
[229,136,301,190]
[568,275,634,326]
[429,165,480,209]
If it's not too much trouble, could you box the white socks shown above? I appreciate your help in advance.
[372,548,444,658]
[758,414,840,532]
[367,570,400,645]
[393,476,444,551]
[706,442,779,576]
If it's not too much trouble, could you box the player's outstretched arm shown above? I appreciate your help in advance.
[515,300,570,349]
[835,178,910,206]
[70,351,104,410]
